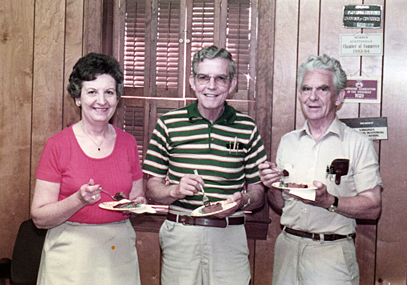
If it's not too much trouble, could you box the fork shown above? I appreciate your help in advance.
[98,187,127,201]
[194,170,210,207]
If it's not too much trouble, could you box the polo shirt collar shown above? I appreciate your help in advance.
[187,101,236,124]
[298,116,345,140]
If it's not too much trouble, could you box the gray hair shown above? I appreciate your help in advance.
[192,46,236,79]
[297,54,347,95]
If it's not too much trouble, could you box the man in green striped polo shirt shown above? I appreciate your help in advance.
[142,46,267,285]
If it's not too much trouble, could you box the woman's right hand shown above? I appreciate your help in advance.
[77,179,101,205]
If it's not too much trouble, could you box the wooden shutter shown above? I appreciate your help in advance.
[124,0,146,88]
[123,105,144,160]
[156,0,181,91]
[122,0,257,158]
[191,0,215,52]
[226,0,251,93]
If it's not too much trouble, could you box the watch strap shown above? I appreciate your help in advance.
[327,196,339,212]
[241,193,251,210]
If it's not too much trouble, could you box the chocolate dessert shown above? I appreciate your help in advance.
[202,202,223,214]
[113,201,140,209]
[280,182,308,188]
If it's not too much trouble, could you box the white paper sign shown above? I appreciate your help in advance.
[340,33,383,56]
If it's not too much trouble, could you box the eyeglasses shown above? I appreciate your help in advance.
[195,74,230,87]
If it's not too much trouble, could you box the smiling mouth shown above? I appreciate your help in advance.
[94,107,109,112]
[203,93,219,98]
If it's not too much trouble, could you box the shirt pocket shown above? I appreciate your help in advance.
[325,172,356,197]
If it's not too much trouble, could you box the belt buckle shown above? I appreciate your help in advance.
[179,216,187,225]
[311,233,319,241]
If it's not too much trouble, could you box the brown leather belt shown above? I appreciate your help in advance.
[166,213,245,228]
[284,227,356,241]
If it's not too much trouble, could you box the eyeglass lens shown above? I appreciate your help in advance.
[196,74,230,87]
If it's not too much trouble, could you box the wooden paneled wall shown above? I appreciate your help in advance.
[1,0,407,284]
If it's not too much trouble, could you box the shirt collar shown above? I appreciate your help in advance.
[187,101,236,124]
[298,116,345,140]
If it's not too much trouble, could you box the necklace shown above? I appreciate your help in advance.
[80,122,108,151]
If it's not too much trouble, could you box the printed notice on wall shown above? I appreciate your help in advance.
[343,5,382,28]
[340,117,388,140]
[340,33,383,56]
[344,77,381,103]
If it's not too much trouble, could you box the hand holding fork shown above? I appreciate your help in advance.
[194,170,210,207]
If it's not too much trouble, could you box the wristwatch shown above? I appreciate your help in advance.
[327,196,339,212]
[241,193,251,210]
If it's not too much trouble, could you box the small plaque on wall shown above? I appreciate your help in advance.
[344,77,381,103]
[343,5,382,28]
[340,117,388,140]
[340,33,383,56]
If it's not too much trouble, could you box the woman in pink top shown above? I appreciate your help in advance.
[31,53,145,284]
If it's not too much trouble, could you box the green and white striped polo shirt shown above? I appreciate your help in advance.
[142,101,267,214]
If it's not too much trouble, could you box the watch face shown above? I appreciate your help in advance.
[328,205,337,212]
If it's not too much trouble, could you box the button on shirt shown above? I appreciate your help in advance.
[277,117,382,235]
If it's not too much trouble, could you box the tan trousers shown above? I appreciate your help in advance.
[159,219,250,285]
[37,219,140,285]
[272,231,359,285]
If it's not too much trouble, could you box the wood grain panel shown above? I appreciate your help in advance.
[296,0,320,129]
[63,0,84,129]
[136,231,161,285]
[0,0,35,259]
[271,0,299,160]
[253,1,276,283]
[353,1,384,284]
[376,0,407,283]
[255,0,275,157]
[83,0,103,53]
[248,239,255,284]
[259,1,301,284]
[31,0,66,193]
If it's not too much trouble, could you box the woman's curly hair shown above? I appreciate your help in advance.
[67,53,124,99]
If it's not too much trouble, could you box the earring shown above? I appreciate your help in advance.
[76,100,81,107]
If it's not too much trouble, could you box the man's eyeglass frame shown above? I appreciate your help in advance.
[194,73,231,87]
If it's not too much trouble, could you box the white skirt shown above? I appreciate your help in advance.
[37,219,140,285]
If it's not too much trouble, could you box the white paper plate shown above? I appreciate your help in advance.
[272,182,316,201]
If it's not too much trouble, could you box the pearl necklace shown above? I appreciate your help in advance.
[81,122,108,151]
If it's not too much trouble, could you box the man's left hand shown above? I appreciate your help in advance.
[212,192,245,219]
[287,181,334,209]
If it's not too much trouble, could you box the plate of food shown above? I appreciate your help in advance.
[272,181,316,190]
[191,200,237,217]
[99,200,157,214]
[272,182,317,201]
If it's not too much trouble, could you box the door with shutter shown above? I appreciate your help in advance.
[119,0,269,239]
[121,0,257,163]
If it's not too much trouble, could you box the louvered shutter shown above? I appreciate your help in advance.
[226,0,251,92]
[122,0,256,159]
[156,0,181,90]
[124,0,146,88]
[191,0,215,52]
[123,105,144,160]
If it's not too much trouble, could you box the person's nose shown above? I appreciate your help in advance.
[207,77,217,89]
[96,92,107,104]
[309,89,319,101]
